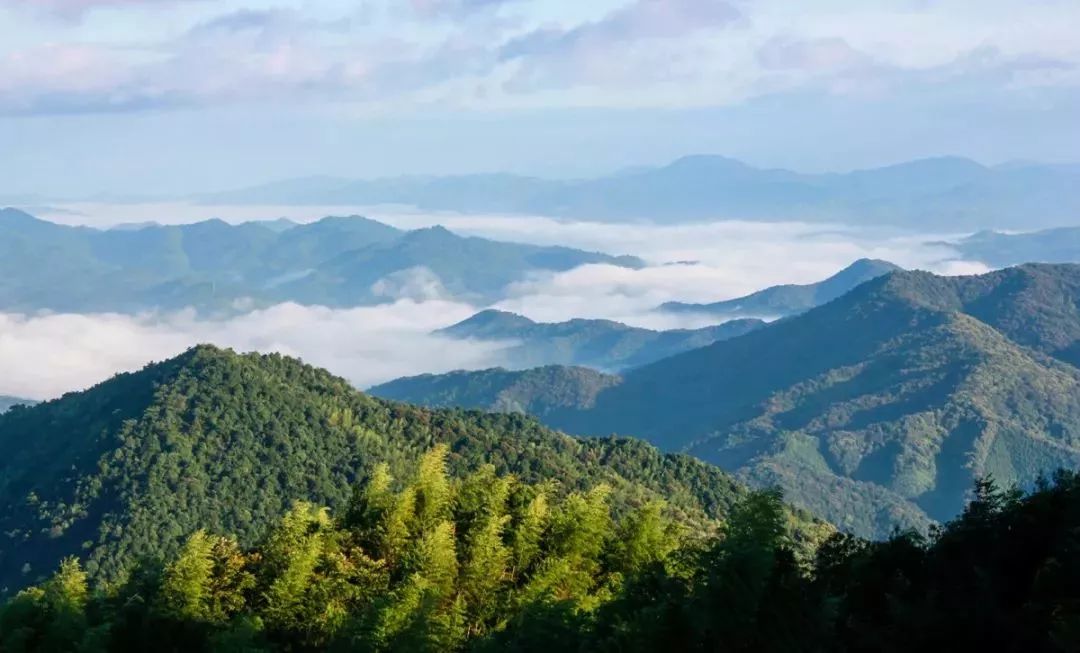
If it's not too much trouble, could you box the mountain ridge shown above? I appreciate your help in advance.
[198,155,1080,229]
[661,258,902,319]
[373,264,1080,538]
[436,309,766,371]
[0,344,767,595]
[0,209,642,313]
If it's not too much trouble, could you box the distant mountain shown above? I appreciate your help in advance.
[948,227,1080,268]
[0,397,33,414]
[370,365,621,420]
[0,345,764,595]
[661,259,901,319]
[436,309,766,370]
[0,209,642,312]
[374,264,1080,540]
[202,156,1080,229]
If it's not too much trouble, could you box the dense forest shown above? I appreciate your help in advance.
[0,346,829,597]
[5,447,1080,652]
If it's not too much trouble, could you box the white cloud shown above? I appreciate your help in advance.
[0,300,504,400]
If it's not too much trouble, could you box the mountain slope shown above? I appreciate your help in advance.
[0,210,641,312]
[948,226,1080,268]
[377,265,1080,538]
[370,366,622,420]
[437,309,765,370]
[274,226,644,306]
[661,258,901,319]
[202,156,1080,229]
[0,345,759,595]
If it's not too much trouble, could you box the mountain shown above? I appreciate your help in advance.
[0,209,642,312]
[948,227,1080,268]
[0,345,776,596]
[373,265,1080,539]
[436,309,766,370]
[0,397,33,414]
[202,156,1080,229]
[371,366,622,421]
[661,259,902,319]
[273,226,644,307]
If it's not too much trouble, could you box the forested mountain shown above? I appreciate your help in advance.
[661,258,901,319]
[374,264,1080,539]
[0,345,821,598]
[0,209,641,312]
[371,366,622,420]
[202,156,1080,229]
[436,310,765,370]
[949,226,1080,267]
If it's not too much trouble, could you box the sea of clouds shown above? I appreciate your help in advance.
[0,203,990,400]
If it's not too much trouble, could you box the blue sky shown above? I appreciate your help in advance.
[1,0,1078,196]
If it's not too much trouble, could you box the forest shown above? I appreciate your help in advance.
[4,446,1080,652]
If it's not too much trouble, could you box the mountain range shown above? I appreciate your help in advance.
[0,345,826,596]
[371,264,1080,539]
[948,226,1080,268]
[436,309,765,371]
[661,258,901,319]
[0,209,642,313]
[201,156,1080,229]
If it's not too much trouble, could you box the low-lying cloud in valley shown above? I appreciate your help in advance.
[3,203,992,398]
[0,301,504,400]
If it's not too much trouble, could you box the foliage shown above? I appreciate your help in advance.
[9,469,1080,652]
[389,264,1080,538]
[0,345,780,597]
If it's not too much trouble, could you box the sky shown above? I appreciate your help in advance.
[1,0,1079,196]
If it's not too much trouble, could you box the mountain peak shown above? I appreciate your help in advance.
[438,310,536,338]
[836,258,902,277]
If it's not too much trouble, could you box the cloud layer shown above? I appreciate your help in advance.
[0,0,1076,115]
[0,207,989,398]
[0,300,503,400]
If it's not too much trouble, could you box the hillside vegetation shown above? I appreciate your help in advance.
[7,460,1080,652]
[378,264,1080,539]
[0,346,818,597]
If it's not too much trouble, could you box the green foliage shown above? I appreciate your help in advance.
[12,468,1080,652]
[392,264,1080,539]
[0,345,767,597]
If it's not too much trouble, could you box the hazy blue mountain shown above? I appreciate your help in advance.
[201,156,1080,229]
[0,397,33,414]
[371,265,1080,539]
[948,227,1080,268]
[274,226,644,306]
[661,259,901,319]
[0,209,642,312]
[437,309,765,370]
